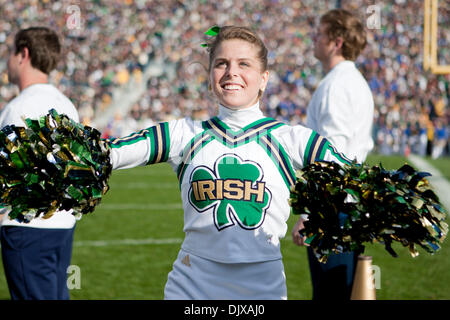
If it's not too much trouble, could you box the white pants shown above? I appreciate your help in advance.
[164,249,287,300]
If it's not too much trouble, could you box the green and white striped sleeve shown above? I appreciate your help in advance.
[108,122,171,170]
[303,130,352,166]
[278,125,353,171]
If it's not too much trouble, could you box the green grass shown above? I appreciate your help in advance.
[0,154,449,300]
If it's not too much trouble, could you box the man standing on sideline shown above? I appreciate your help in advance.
[292,9,374,300]
[0,27,80,300]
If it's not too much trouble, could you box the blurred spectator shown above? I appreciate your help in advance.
[432,119,448,159]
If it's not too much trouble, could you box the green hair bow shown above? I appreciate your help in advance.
[201,26,220,47]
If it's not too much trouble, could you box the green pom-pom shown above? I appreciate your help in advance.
[290,161,448,262]
[0,109,112,223]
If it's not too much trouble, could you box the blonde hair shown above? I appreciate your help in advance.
[206,26,268,72]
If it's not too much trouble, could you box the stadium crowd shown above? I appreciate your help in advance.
[0,0,448,157]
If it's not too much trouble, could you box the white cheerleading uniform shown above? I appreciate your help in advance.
[0,83,80,229]
[109,102,351,299]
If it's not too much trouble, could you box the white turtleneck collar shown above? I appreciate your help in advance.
[217,102,265,131]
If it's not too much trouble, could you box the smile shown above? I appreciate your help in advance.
[221,83,243,91]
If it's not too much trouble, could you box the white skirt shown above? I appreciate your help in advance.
[164,249,287,300]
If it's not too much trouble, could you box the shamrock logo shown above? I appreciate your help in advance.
[188,154,271,231]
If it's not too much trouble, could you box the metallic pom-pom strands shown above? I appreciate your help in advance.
[0,109,112,222]
[290,161,448,263]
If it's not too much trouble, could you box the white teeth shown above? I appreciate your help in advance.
[223,84,241,90]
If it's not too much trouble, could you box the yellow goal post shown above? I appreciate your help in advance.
[423,0,450,74]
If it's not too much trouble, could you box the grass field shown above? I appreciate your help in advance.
[0,153,449,300]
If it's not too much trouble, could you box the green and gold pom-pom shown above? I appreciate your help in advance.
[0,109,112,222]
[290,161,448,262]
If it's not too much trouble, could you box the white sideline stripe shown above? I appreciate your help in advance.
[73,237,296,248]
[109,182,178,189]
[97,203,183,210]
[113,171,174,177]
[74,238,183,247]
[407,154,450,211]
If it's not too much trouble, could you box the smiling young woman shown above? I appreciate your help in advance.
[209,38,269,110]
[207,26,269,110]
